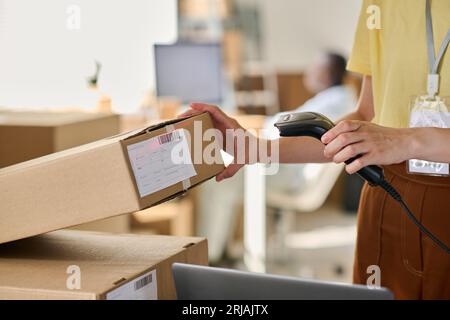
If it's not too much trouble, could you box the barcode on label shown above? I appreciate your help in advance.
[158,131,181,145]
[134,274,152,291]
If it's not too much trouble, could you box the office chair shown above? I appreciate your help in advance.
[266,162,346,272]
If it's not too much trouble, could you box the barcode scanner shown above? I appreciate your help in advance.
[274,111,450,254]
[274,112,385,187]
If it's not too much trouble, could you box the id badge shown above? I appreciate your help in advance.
[408,96,450,176]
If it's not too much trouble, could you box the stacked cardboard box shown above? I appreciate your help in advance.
[0,110,126,233]
[0,112,221,300]
[0,110,120,168]
[0,230,208,299]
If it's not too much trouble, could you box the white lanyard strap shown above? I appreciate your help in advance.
[426,0,450,97]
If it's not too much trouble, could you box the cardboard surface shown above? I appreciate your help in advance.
[0,110,120,168]
[0,112,225,244]
[132,198,194,236]
[70,215,131,234]
[0,230,208,300]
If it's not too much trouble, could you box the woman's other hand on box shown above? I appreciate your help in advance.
[178,103,252,182]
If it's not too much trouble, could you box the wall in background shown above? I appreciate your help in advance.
[0,0,363,112]
[247,0,362,70]
[0,0,177,113]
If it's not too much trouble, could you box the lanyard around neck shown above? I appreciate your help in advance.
[426,0,450,97]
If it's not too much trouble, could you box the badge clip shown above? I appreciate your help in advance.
[427,74,440,99]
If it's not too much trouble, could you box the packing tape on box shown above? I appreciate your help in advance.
[165,123,191,191]
[165,124,176,133]
[182,178,191,191]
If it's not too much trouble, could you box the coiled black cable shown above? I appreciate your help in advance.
[379,180,450,254]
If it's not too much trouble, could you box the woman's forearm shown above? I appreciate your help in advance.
[277,137,327,163]
[409,127,450,163]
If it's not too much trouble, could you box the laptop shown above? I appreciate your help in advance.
[172,263,394,300]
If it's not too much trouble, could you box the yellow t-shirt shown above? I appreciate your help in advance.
[348,0,450,128]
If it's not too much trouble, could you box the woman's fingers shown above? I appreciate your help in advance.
[191,103,242,130]
[322,120,361,144]
[216,163,243,182]
[332,142,370,164]
[191,103,226,120]
[177,109,202,119]
[180,103,232,129]
[345,155,370,174]
[323,132,365,159]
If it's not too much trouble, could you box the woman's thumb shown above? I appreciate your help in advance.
[216,164,243,182]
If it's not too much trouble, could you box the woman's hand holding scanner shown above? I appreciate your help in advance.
[274,112,384,187]
[274,111,450,254]
[322,120,415,174]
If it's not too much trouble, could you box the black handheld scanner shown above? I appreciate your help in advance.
[274,112,385,187]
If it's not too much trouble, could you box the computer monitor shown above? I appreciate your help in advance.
[172,263,394,300]
[154,43,224,104]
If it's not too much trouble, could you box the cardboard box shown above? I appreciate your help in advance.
[131,198,194,236]
[0,112,224,244]
[70,215,131,234]
[0,230,208,299]
[0,110,120,168]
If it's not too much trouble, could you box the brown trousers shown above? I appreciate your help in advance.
[353,163,450,300]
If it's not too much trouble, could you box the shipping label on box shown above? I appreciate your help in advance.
[126,129,196,198]
[106,270,157,300]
